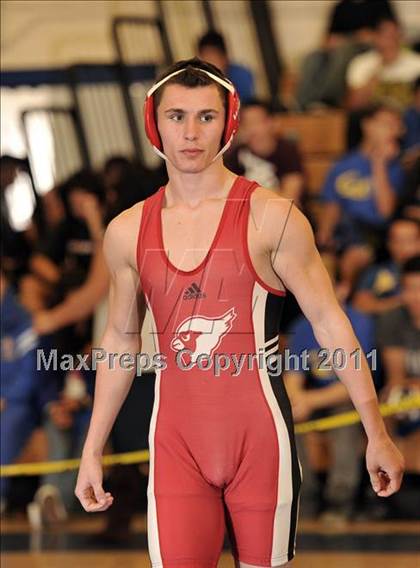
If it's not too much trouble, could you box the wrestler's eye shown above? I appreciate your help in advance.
[180,332,190,342]
[200,113,215,123]
[169,113,183,122]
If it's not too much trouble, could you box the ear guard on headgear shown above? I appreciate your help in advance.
[143,66,240,161]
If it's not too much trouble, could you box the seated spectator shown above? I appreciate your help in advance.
[395,158,420,221]
[104,158,165,221]
[41,185,66,229]
[27,367,95,527]
[224,99,305,206]
[402,76,420,159]
[102,155,132,212]
[20,170,106,318]
[353,218,420,315]
[197,30,255,102]
[224,99,305,333]
[347,15,420,110]
[0,270,57,512]
[285,263,374,521]
[295,0,394,109]
[30,159,163,338]
[0,156,36,288]
[376,255,420,474]
[317,103,405,294]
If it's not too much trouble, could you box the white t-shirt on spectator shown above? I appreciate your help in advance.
[347,49,420,88]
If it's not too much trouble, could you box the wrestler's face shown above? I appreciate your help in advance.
[156,84,226,173]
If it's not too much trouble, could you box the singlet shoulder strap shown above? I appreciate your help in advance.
[218,176,258,231]
[137,186,165,260]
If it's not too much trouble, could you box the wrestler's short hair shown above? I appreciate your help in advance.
[153,57,228,109]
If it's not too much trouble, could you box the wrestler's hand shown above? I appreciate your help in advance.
[366,434,404,497]
[75,454,114,512]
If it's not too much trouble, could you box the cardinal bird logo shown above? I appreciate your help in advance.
[171,308,237,367]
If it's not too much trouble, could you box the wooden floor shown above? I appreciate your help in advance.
[2,518,419,568]
[1,552,419,568]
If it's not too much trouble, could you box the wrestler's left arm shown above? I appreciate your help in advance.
[265,198,405,497]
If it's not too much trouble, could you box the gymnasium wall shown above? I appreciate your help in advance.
[2,0,420,72]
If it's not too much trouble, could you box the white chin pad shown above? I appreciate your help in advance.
[152,146,168,160]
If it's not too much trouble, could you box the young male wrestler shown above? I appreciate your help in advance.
[75,58,404,568]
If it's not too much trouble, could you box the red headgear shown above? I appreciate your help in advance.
[143,64,240,160]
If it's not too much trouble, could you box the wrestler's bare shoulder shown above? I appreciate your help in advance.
[248,185,295,236]
[103,200,146,269]
[247,185,315,260]
[250,184,294,214]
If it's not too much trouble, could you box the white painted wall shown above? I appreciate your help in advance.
[1,0,157,69]
[2,1,419,71]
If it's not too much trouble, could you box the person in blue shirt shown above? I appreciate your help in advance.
[0,271,58,509]
[376,256,420,478]
[353,218,420,315]
[197,30,255,102]
[402,77,420,156]
[317,103,405,296]
[286,302,376,418]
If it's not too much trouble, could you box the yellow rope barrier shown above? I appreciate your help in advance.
[1,394,419,477]
[294,393,420,434]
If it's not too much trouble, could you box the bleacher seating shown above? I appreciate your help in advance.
[273,111,347,196]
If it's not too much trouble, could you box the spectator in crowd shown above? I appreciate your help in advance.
[402,76,420,158]
[102,155,132,213]
[224,99,305,206]
[0,270,57,513]
[104,159,165,221]
[225,99,306,341]
[26,367,95,527]
[295,0,394,109]
[317,103,405,295]
[353,218,420,315]
[197,30,255,102]
[347,15,420,110]
[0,156,36,287]
[376,255,420,475]
[30,159,168,338]
[41,186,66,229]
[285,262,374,521]
[395,158,420,221]
[20,170,108,329]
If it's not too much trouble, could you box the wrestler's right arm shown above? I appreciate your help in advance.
[75,204,146,512]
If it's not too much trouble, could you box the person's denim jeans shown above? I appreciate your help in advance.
[42,406,91,511]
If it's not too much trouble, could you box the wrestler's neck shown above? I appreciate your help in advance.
[164,159,237,208]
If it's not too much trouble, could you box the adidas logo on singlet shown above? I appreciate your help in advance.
[183,282,207,300]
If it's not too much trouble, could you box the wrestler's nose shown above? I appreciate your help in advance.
[183,115,199,141]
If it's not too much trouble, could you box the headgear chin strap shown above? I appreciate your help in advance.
[143,66,240,162]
